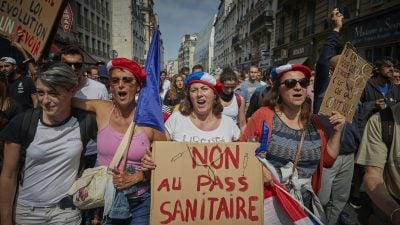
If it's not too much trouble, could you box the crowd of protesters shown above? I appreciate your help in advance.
[0,8,399,225]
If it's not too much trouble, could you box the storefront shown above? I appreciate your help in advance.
[347,5,400,63]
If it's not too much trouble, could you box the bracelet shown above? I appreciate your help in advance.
[391,207,400,222]
[22,58,34,64]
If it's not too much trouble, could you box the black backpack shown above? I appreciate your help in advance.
[380,106,394,151]
[18,107,97,184]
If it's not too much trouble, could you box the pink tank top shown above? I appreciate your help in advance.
[97,106,150,171]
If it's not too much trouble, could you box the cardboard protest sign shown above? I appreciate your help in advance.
[151,142,263,225]
[319,42,373,122]
[0,0,68,61]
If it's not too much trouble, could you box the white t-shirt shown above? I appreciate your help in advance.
[75,78,109,100]
[74,78,109,156]
[161,79,171,100]
[18,117,82,207]
[165,112,240,142]
[222,95,239,123]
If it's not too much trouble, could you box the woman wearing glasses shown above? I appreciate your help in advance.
[240,64,345,223]
[72,58,166,225]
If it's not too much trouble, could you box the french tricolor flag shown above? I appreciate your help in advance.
[257,122,323,225]
[263,180,322,225]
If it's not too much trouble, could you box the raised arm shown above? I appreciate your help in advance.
[10,32,37,79]
[314,8,343,113]
[72,98,110,114]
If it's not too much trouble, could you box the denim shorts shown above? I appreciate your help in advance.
[102,191,150,225]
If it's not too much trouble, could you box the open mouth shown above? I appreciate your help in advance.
[196,99,206,106]
[293,93,303,98]
[118,91,127,97]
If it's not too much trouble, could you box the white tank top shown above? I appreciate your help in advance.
[222,95,239,123]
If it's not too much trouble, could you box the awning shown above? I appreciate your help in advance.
[287,57,308,65]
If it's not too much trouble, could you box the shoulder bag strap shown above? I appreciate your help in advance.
[108,120,136,170]
[291,130,306,176]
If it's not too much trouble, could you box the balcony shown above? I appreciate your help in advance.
[303,24,315,36]
[250,10,273,34]
[290,31,299,41]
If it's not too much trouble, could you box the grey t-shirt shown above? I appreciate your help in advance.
[17,117,82,207]
[240,80,263,102]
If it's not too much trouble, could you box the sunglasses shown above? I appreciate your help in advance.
[64,62,83,69]
[280,78,310,88]
[110,76,136,84]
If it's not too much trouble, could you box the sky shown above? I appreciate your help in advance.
[154,0,219,61]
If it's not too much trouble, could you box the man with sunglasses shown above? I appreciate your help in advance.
[314,8,361,225]
[61,46,109,225]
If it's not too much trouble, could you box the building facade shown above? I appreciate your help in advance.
[194,16,216,73]
[178,34,198,71]
[232,0,276,73]
[111,0,145,64]
[223,1,236,68]
[139,0,157,58]
[166,59,179,75]
[55,0,113,63]
[203,0,399,75]
[272,0,400,69]
[213,0,232,70]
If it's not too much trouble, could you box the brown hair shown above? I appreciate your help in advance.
[166,74,185,101]
[179,85,223,117]
[263,78,312,129]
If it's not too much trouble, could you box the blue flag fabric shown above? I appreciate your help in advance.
[134,26,164,132]
[255,121,269,155]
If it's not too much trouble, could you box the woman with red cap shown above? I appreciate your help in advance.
[72,58,166,225]
[240,64,345,222]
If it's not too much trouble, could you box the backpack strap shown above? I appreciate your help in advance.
[235,93,241,108]
[21,108,40,150]
[380,106,394,152]
[19,108,41,185]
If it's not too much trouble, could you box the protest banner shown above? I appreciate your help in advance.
[151,142,263,225]
[319,42,373,122]
[0,0,68,61]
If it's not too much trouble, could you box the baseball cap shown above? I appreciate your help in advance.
[0,57,16,65]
